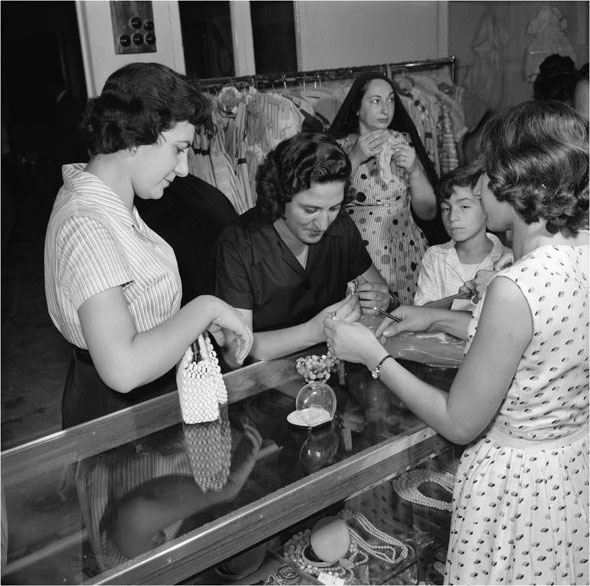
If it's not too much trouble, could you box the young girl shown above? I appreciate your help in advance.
[325,100,588,584]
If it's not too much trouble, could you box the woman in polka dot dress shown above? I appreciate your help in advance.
[329,73,439,305]
[324,100,588,584]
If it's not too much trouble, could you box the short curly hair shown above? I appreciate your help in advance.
[477,100,588,234]
[80,62,210,155]
[255,132,353,222]
[437,163,482,203]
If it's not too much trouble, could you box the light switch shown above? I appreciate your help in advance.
[110,1,157,55]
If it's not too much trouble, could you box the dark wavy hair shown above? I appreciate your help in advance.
[255,132,353,222]
[80,62,210,155]
[437,163,482,203]
[533,54,577,103]
[477,100,588,234]
[328,72,438,188]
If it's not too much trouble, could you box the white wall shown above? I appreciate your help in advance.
[76,0,185,97]
[76,0,448,97]
[294,1,448,70]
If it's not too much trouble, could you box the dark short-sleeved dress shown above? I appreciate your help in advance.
[445,244,589,585]
[215,208,372,332]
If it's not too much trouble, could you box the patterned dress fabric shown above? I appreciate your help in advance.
[445,244,589,585]
[339,132,429,304]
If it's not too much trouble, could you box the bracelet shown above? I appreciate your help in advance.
[371,354,394,380]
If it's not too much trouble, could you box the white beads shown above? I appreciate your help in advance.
[340,510,409,565]
[391,468,454,511]
[177,334,227,424]
[283,510,410,582]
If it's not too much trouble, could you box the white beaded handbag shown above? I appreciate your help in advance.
[176,333,228,424]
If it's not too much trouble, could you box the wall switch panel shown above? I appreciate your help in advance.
[110,1,157,54]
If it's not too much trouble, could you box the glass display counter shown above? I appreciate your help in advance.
[1,345,459,585]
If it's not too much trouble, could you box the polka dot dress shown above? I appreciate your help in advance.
[445,245,589,585]
[339,133,429,305]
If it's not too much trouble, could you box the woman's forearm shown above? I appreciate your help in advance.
[408,166,437,220]
[428,308,471,340]
[248,322,321,361]
[85,294,224,392]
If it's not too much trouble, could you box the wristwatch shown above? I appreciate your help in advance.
[371,354,394,379]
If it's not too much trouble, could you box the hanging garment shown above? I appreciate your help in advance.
[524,5,578,81]
[464,7,511,112]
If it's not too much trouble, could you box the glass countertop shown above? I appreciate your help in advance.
[1,352,457,585]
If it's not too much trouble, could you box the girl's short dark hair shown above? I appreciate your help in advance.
[437,164,482,203]
[478,100,588,234]
[255,132,352,222]
[80,62,210,155]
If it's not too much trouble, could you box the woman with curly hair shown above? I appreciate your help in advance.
[215,132,391,362]
[325,100,588,584]
[44,62,253,428]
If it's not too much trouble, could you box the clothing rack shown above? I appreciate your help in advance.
[193,56,456,91]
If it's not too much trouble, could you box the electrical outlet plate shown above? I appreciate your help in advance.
[110,1,157,55]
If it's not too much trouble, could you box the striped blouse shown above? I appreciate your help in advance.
[44,164,182,349]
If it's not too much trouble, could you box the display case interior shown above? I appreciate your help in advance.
[1,348,458,585]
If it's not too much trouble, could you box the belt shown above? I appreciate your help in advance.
[486,424,588,451]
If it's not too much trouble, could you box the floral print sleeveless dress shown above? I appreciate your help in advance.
[445,245,589,584]
[338,132,429,305]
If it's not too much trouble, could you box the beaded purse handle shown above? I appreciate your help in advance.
[177,333,228,424]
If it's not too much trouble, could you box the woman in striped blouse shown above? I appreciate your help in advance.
[44,62,253,428]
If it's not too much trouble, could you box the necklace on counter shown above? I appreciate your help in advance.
[391,468,454,511]
[340,510,409,565]
[283,510,409,583]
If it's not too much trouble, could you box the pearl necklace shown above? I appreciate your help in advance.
[283,511,409,583]
[391,468,454,511]
[340,510,409,565]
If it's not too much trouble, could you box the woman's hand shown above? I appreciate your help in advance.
[208,302,253,365]
[356,280,391,314]
[324,316,383,367]
[459,254,513,303]
[374,305,436,338]
[391,142,419,173]
[351,130,390,166]
[310,292,361,340]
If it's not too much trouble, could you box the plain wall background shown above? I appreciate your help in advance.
[76,0,588,110]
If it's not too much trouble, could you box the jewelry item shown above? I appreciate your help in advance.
[283,510,409,582]
[340,510,409,565]
[296,351,339,383]
[391,468,454,511]
[331,311,338,320]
